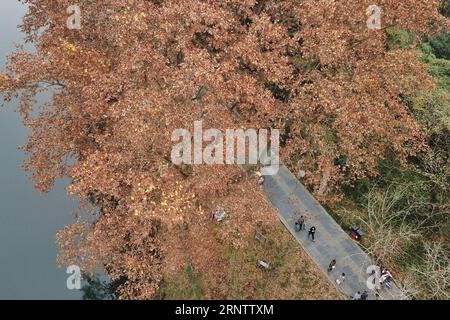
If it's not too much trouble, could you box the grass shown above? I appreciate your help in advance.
[160,224,341,300]
[160,261,204,300]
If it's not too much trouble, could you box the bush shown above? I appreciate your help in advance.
[411,89,450,134]
[429,32,450,60]
[439,0,450,18]
[415,43,450,134]
[386,27,416,50]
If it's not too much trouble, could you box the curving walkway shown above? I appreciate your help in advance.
[262,165,407,300]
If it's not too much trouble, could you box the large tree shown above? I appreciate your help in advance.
[1,0,448,298]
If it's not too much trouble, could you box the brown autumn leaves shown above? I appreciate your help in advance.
[1,0,448,298]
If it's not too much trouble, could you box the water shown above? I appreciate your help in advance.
[0,1,82,299]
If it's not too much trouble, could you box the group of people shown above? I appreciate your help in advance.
[254,168,397,300]
[282,185,398,300]
[328,260,348,290]
[328,259,374,300]
[379,268,393,288]
[294,215,317,242]
[294,215,399,300]
[352,291,369,300]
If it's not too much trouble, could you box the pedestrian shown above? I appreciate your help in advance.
[380,269,393,288]
[327,259,337,272]
[295,216,305,232]
[308,226,316,242]
[258,176,265,185]
[352,291,361,300]
[360,291,368,300]
[255,171,265,185]
[336,273,346,285]
[298,215,305,230]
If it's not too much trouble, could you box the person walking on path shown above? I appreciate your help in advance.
[308,226,316,242]
[360,291,368,300]
[255,171,265,185]
[327,259,337,272]
[336,273,346,286]
[352,291,362,300]
[295,216,305,232]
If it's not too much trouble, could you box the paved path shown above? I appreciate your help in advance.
[262,165,407,300]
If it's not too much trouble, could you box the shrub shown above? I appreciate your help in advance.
[439,0,450,18]
[429,32,450,60]
[386,27,416,50]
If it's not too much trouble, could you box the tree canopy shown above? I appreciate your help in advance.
[1,0,448,299]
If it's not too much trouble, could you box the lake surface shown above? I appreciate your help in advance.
[0,1,82,299]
